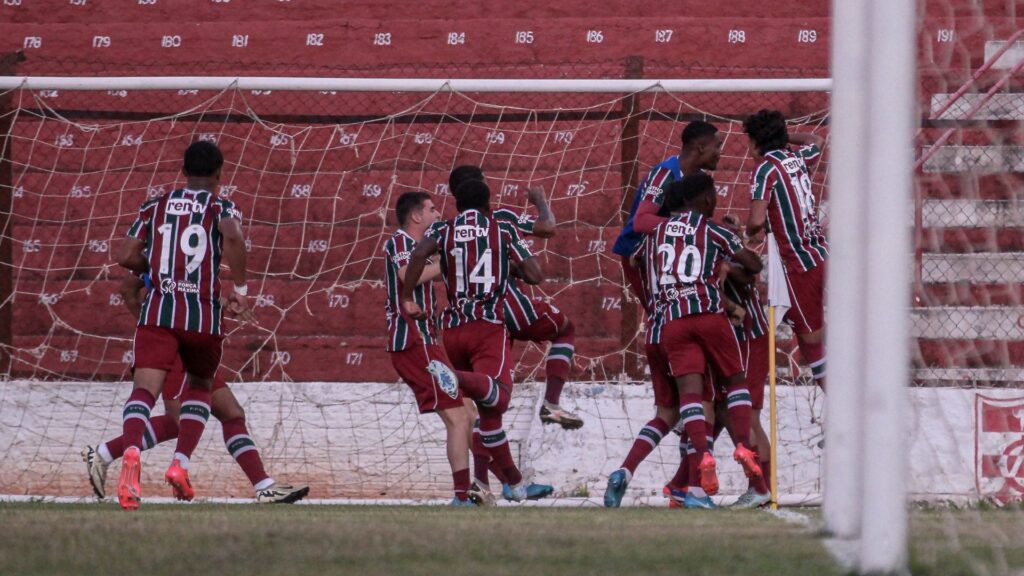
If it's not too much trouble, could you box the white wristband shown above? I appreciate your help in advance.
[232,284,249,296]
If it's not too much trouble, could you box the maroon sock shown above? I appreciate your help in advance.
[679,395,708,489]
[173,386,211,463]
[544,321,574,405]
[457,371,505,408]
[619,417,671,474]
[669,435,691,488]
[488,460,509,484]
[478,411,522,486]
[725,384,752,448]
[104,414,179,460]
[121,389,156,451]
[799,340,826,391]
[453,468,471,501]
[471,424,491,487]
[221,417,270,487]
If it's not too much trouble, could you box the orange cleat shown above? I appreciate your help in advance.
[733,443,764,480]
[165,459,195,502]
[698,452,719,496]
[118,446,142,511]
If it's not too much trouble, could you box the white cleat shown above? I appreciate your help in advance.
[732,487,771,509]
[81,445,109,500]
[539,402,584,430]
[467,481,496,507]
[256,483,310,504]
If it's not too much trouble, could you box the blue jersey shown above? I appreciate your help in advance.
[612,155,682,257]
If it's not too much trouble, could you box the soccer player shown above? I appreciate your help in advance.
[743,109,827,390]
[612,121,724,308]
[448,165,582,430]
[114,140,250,510]
[81,275,308,504]
[402,179,554,502]
[383,190,489,506]
[637,174,764,509]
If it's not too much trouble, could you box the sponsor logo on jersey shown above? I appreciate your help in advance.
[226,206,242,219]
[975,394,1024,504]
[781,157,803,173]
[176,280,200,294]
[394,250,411,263]
[166,199,207,216]
[159,277,199,294]
[664,221,698,237]
[160,278,177,293]
[454,225,486,242]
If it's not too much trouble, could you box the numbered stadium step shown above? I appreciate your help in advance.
[218,335,395,382]
[10,334,133,380]
[14,280,139,337]
[920,283,1024,307]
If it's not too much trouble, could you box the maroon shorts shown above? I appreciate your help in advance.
[390,341,464,414]
[741,335,770,410]
[443,321,513,386]
[620,255,649,314]
[511,300,567,342]
[646,343,679,409]
[162,356,229,401]
[133,325,224,380]
[658,313,743,380]
[784,263,826,334]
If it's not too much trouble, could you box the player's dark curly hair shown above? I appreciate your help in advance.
[454,179,490,213]
[663,173,715,213]
[183,140,223,177]
[743,109,789,155]
[449,165,484,194]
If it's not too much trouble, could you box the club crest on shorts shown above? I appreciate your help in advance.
[427,360,460,400]
[975,394,1024,505]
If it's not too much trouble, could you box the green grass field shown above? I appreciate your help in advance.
[0,503,1021,576]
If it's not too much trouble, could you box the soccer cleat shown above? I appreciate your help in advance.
[683,492,717,509]
[698,452,719,496]
[467,482,496,507]
[732,487,771,509]
[733,443,764,481]
[81,445,109,500]
[165,459,195,502]
[503,481,555,502]
[663,484,687,509]
[426,360,460,400]
[604,469,630,508]
[256,483,310,504]
[450,497,477,507]
[539,402,585,430]
[117,446,141,511]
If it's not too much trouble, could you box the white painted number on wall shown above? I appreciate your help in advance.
[199,133,217,143]
[55,134,74,147]
[346,352,363,365]
[93,36,111,48]
[362,184,382,197]
[39,293,59,305]
[138,0,157,4]
[60,350,79,363]
[40,90,59,99]
[373,33,392,46]
[338,132,358,146]
[307,240,328,253]
[291,184,312,198]
[328,294,351,308]
[87,239,109,253]
[655,29,673,43]
[107,89,128,97]
[232,34,249,48]
[23,240,41,253]
[414,132,433,144]
[602,297,622,310]
[515,31,534,44]
[485,131,505,144]
[69,0,87,5]
[218,185,236,197]
[554,131,574,144]
[500,183,519,197]
[23,37,42,49]
[271,351,291,365]
[161,35,182,48]
[587,240,607,253]
[120,134,142,146]
[270,134,291,147]
[255,294,276,308]
[586,30,604,44]
[109,293,124,306]
[306,33,324,47]
[447,32,465,45]
[937,29,955,43]
[797,29,817,43]
[566,182,588,196]
[435,183,450,195]
[728,30,746,44]
[70,185,92,198]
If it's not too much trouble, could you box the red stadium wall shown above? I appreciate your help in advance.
[1,0,1020,383]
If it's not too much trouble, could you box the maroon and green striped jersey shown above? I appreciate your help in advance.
[723,276,769,342]
[639,211,744,343]
[426,209,533,329]
[492,208,541,332]
[383,229,437,352]
[750,143,828,273]
[127,188,242,336]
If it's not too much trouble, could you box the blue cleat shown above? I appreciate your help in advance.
[604,469,630,508]
[683,492,717,510]
[502,481,555,502]
[663,484,687,509]
[450,497,477,507]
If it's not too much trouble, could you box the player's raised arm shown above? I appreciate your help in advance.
[788,131,825,152]
[218,211,252,320]
[526,185,556,238]
[117,238,149,274]
[401,236,439,319]
[398,260,441,285]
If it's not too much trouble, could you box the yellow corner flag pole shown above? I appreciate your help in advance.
[768,306,779,511]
